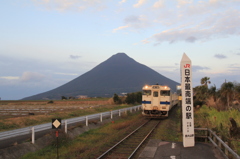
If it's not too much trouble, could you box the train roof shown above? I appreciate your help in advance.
[142,85,170,90]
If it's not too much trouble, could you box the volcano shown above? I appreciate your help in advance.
[22,53,179,100]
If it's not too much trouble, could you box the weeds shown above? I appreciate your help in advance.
[0,121,18,130]
[153,106,182,142]
[195,105,240,155]
[21,113,143,159]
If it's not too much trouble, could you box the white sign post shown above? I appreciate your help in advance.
[181,53,195,147]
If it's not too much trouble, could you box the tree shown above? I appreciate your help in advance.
[233,82,240,101]
[201,77,211,86]
[113,93,120,104]
[220,82,234,108]
[125,92,142,104]
[193,85,208,106]
[125,93,134,104]
[193,77,212,106]
[208,85,218,102]
[135,92,142,103]
[61,96,67,100]
[208,84,221,110]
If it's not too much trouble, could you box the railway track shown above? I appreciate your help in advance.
[97,119,160,159]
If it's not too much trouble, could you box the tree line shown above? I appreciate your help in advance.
[193,76,240,110]
[113,92,142,104]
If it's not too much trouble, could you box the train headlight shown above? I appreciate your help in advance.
[145,85,148,89]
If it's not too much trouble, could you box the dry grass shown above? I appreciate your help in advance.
[0,99,131,131]
[152,107,182,142]
[21,113,144,159]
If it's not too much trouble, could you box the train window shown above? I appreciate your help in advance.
[153,91,158,97]
[160,90,170,96]
[143,90,151,96]
[152,86,159,89]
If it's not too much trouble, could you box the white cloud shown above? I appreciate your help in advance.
[133,0,147,8]
[112,25,129,32]
[113,14,151,32]
[20,72,45,82]
[177,0,193,6]
[70,55,82,59]
[146,7,240,44]
[142,39,150,44]
[228,63,240,70]
[153,0,164,8]
[119,0,127,4]
[125,15,150,28]
[31,0,107,12]
[0,76,19,80]
[209,0,219,4]
[54,72,78,76]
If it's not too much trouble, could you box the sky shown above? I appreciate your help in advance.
[1,0,240,100]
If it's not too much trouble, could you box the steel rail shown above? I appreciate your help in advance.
[96,120,150,159]
[0,105,141,141]
[97,119,159,159]
[128,120,160,159]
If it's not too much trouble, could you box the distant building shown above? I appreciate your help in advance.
[121,93,127,96]
[77,95,88,99]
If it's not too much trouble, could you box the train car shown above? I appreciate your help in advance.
[142,84,178,118]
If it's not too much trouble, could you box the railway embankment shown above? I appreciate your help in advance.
[0,118,114,159]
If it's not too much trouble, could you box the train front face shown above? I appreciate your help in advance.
[142,85,171,118]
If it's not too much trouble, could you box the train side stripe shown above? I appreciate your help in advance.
[160,101,170,105]
[142,101,151,104]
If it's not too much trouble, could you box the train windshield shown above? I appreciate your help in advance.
[160,90,170,96]
[153,91,158,97]
[143,90,151,95]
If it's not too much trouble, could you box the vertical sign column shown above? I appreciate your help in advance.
[180,53,195,147]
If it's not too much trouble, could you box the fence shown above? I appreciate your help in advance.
[0,105,142,144]
[195,128,240,159]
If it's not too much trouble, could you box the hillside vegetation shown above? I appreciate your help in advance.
[195,105,240,155]
[194,77,240,156]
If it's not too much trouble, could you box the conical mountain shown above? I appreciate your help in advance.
[22,53,179,100]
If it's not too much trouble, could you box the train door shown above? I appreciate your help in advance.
[152,91,159,110]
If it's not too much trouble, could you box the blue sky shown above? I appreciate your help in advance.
[1,0,240,100]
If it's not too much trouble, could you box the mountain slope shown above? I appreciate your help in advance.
[22,53,179,100]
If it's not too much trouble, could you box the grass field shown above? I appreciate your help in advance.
[22,113,144,159]
[0,98,134,132]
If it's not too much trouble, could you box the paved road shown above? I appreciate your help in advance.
[138,139,225,159]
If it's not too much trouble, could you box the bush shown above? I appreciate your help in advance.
[125,92,142,104]
[113,94,121,104]
[194,100,205,107]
